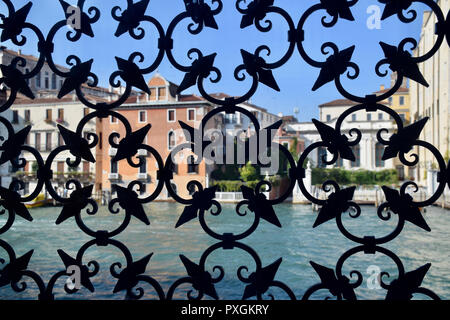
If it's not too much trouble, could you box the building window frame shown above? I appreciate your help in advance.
[12,110,19,124]
[139,157,147,174]
[187,108,196,121]
[351,145,361,168]
[187,155,199,174]
[167,109,176,122]
[24,109,30,123]
[138,110,147,123]
[111,160,118,174]
[375,143,385,168]
[168,130,176,150]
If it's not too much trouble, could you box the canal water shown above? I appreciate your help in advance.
[0,203,449,300]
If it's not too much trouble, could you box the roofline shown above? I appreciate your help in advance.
[119,100,214,109]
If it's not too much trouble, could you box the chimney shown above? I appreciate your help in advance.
[380,85,385,91]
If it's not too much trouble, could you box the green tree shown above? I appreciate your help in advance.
[239,162,260,182]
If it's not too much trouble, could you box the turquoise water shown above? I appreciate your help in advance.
[0,203,449,300]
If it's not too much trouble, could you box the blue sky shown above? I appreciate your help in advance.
[1,0,429,122]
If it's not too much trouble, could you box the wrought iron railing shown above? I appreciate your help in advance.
[0,0,449,300]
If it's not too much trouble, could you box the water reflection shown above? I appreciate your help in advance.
[0,203,448,300]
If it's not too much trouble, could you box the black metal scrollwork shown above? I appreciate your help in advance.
[0,0,448,300]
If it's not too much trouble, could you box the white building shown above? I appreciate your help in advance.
[286,98,397,171]
[211,93,281,133]
[0,48,121,197]
[410,0,450,186]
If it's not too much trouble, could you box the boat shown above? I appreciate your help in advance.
[25,194,52,208]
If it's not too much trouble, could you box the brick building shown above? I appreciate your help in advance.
[97,74,223,199]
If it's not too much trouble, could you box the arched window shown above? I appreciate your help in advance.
[351,145,360,168]
[375,143,385,167]
[168,131,176,150]
[187,155,199,174]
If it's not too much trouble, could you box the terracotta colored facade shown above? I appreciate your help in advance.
[96,75,221,199]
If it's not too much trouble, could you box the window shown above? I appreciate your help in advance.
[58,133,64,146]
[45,72,49,89]
[139,184,146,195]
[46,132,52,151]
[57,162,64,177]
[351,145,360,167]
[400,114,406,122]
[25,69,29,84]
[36,72,41,88]
[396,165,405,181]
[83,162,90,176]
[367,114,372,121]
[52,73,57,89]
[388,97,393,105]
[99,132,103,150]
[399,96,405,105]
[352,114,357,122]
[139,157,147,174]
[378,113,383,120]
[169,183,177,197]
[24,110,30,123]
[12,110,18,124]
[158,87,166,100]
[168,109,176,122]
[35,133,41,151]
[318,147,327,168]
[172,163,178,175]
[57,108,64,121]
[110,116,118,124]
[187,156,199,174]
[111,160,118,173]
[139,110,147,123]
[187,109,195,121]
[149,89,156,100]
[168,131,176,150]
[326,115,331,122]
[45,109,52,122]
[375,143,385,167]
